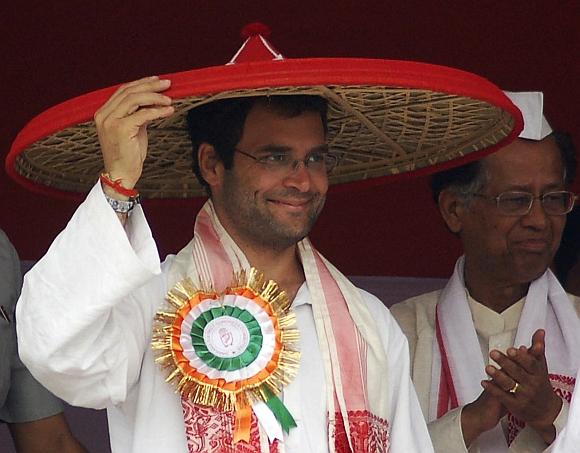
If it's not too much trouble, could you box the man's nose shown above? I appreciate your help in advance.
[283,160,313,191]
[520,197,548,229]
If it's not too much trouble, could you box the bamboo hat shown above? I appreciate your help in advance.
[7,23,523,199]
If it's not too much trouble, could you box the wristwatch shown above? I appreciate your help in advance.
[104,194,140,214]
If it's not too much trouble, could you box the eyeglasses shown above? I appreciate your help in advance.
[235,148,338,175]
[473,191,577,216]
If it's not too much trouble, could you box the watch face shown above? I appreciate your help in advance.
[105,196,135,213]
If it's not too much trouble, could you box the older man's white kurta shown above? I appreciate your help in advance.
[391,290,579,453]
[16,184,432,453]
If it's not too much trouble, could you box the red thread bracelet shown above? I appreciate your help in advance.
[99,173,139,198]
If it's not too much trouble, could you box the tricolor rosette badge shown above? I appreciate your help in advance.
[152,268,300,442]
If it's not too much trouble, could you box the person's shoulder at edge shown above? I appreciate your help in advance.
[0,228,17,260]
[0,228,10,244]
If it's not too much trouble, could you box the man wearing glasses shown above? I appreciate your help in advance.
[13,26,523,453]
[16,78,433,452]
[391,92,580,452]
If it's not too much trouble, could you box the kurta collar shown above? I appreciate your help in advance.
[467,292,525,339]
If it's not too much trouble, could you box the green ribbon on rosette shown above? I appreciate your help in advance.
[263,387,297,434]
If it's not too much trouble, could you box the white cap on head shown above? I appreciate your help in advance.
[504,91,553,140]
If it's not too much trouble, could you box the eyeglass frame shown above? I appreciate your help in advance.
[234,147,339,175]
[472,190,578,216]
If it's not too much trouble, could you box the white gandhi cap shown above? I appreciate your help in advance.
[504,91,553,140]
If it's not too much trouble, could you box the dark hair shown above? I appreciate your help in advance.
[553,205,580,285]
[430,160,486,204]
[430,131,578,203]
[553,131,577,187]
[551,134,579,286]
[186,95,328,194]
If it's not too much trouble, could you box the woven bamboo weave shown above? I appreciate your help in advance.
[14,85,514,198]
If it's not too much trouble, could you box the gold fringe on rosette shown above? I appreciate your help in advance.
[151,267,300,413]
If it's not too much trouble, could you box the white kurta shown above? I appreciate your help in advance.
[16,183,432,453]
[391,290,580,453]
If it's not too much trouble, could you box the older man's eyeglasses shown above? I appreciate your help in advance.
[473,191,577,216]
[235,148,338,175]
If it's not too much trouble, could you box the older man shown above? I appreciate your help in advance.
[391,92,580,452]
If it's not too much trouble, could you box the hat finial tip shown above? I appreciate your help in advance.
[241,22,271,39]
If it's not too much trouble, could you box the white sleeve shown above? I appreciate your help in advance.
[428,406,469,452]
[16,182,165,409]
[362,291,435,453]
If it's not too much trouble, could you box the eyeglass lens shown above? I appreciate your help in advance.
[237,149,338,175]
[498,191,574,215]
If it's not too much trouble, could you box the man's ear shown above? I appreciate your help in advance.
[438,189,466,234]
[198,143,224,190]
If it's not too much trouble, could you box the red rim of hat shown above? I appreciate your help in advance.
[6,23,523,199]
